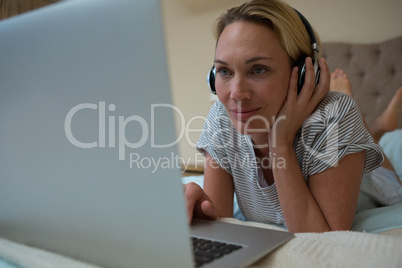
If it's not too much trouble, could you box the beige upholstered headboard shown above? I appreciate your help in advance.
[322,36,402,129]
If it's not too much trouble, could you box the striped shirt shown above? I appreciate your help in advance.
[196,92,385,225]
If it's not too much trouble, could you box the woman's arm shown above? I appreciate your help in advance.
[270,57,365,232]
[308,151,365,230]
[272,146,365,233]
[203,152,234,217]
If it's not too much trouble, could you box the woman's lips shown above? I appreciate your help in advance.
[231,107,261,120]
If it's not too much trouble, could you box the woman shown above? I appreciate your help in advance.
[184,0,384,233]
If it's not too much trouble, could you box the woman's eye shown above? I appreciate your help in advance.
[253,66,267,74]
[218,68,230,76]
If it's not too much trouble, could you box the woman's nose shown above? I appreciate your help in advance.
[229,76,251,101]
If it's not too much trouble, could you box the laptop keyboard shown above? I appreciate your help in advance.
[191,237,243,267]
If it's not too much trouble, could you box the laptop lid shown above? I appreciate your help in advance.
[0,0,194,267]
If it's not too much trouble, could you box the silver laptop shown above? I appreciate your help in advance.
[0,0,293,267]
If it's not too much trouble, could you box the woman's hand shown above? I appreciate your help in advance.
[183,182,219,224]
[269,57,330,149]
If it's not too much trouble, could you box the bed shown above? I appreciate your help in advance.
[1,36,401,268]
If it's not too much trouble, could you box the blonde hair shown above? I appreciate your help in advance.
[214,0,321,65]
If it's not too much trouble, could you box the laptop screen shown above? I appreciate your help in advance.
[0,0,194,267]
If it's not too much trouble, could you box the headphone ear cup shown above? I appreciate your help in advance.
[295,56,321,95]
[207,66,217,95]
[315,67,321,87]
[296,57,306,95]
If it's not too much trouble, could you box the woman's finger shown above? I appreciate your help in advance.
[287,66,299,102]
[184,182,203,223]
[298,57,316,103]
[312,57,330,101]
[201,200,218,220]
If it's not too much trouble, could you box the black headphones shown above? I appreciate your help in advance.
[207,8,320,95]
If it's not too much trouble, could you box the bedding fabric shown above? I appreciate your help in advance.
[0,259,19,268]
[379,129,402,179]
[353,203,402,233]
[1,218,401,268]
[223,218,402,268]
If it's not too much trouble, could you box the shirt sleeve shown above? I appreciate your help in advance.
[295,92,384,178]
[196,101,233,175]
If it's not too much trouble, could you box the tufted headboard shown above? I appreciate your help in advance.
[321,35,402,129]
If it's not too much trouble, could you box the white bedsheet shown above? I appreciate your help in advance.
[221,218,402,268]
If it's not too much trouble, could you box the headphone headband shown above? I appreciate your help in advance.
[293,8,319,53]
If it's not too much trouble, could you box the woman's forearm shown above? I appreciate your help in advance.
[271,146,331,233]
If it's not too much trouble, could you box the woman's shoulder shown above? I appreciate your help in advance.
[298,91,364,153]
[307,91,359,125]
[296,92,383,176]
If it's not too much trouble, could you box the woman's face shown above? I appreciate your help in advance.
[214,21,292,135]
